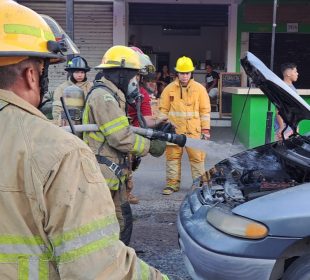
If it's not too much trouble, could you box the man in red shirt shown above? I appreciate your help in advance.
[127,80,153,127]
[127,48,168,203]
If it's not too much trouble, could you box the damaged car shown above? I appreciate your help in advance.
[178,52,310,280]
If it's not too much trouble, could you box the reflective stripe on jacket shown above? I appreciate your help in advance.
[82,77,150,190]
[159,78,210,137]
[0,89,164,279]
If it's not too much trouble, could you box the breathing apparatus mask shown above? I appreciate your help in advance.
[38,60,50,107]
[126,75,142,105]
[100,68,142,105]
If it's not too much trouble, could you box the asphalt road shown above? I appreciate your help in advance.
[130,127,246,279]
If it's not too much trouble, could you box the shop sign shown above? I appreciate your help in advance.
[287,23,298,33]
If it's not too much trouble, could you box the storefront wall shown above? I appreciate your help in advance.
[117,0,239,72]
[233,0,310,147]
[18,0,240,90]
[237,0,310,84]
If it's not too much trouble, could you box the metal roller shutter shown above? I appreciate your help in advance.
[17,1,113,92]
[74,2,113,81]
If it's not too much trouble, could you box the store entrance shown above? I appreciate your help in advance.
[128,3,228,76]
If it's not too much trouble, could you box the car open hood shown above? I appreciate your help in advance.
[241,52,310,132]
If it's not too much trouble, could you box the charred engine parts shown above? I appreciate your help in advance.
[200,184,225,205]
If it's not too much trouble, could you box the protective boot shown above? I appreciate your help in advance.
[126,173,139,204]
[111,187,133,245]
[128,192,139,204]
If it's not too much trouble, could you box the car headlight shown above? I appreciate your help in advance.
[207,207,268,239]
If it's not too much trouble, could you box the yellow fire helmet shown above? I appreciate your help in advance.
[0,0,65,66]
[96,45,141,70]
[175,56,195,73]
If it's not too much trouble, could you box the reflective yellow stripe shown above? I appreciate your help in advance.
[133,134,145,155]
[0,235,45,246]
[19,258,28,280]
[106,178,119,190]
[65,98,84,107]
[51,215,119,263]
[4,24,54,41]
[135,259,151,280]
[89,132,105,142]
[168,111,196,117]
[99,116,129,136]
[105,175,126,190]
[39,259,49,280]
[82,103,90,124]
[0,235,51,280]
[52,215,117,246]
[20,257,49,280]
[43,30,54,41]
[56,233,119,263]
[200,114,210,121]
[83,103,91,142]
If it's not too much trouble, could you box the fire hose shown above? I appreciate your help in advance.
[62,124,187,147]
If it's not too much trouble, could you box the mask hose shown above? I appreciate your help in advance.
[136,96,147,128]
[38,59,50,109]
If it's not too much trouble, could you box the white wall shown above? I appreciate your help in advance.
[129,25,227,71]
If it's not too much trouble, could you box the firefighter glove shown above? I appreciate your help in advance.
[201,129,210,140]
[156,121,176,134]
[149,139,166,157]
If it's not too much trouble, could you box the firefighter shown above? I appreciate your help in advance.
[159,56,211,195]
[82,45,166,245]
[0,1,169,279]
[127,47,169,204]
[52,55,92,125]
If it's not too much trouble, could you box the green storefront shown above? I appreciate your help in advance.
[230,0,310,148]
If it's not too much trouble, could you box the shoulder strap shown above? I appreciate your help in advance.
[95,155,123,179]
[0,100,9,111]
[86,81,121,107]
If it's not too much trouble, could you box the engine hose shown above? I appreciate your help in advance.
[136,97,147,128]
[62,124,187,147]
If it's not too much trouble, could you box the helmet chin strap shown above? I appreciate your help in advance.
[38,59,50,109]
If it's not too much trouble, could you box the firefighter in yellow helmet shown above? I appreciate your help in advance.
[82,45,166,245]
[159,56,211,195]
[0,1,169,279]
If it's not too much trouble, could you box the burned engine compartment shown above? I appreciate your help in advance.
[199,135,310,208]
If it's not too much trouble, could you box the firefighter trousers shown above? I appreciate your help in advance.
[110,183,133,246]
[166,144,206,190]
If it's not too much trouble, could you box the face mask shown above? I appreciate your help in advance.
[126,76,141,105]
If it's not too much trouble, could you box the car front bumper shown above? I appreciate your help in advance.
[178,213,276,280]
[176,189,301,280]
